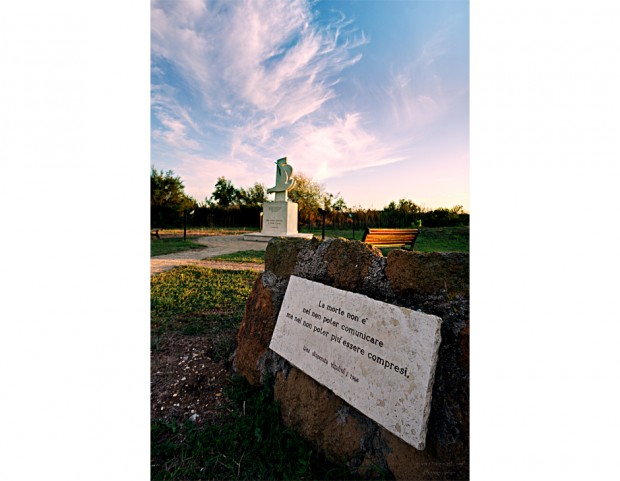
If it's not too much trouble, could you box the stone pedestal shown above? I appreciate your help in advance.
[243,201,313,242]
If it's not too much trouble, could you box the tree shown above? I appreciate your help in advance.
[385,199,422,213]
[287,172,323,223]
[151,167,196,227]
[238,182,267,207]
[287,172,348,224]
[322,192,347,212]
[209,177,239,207]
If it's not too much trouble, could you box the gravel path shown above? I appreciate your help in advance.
[150,235,268,275]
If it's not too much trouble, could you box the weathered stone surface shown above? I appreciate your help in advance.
[381,427,467,481]
[234,238,469,479]
[270,276,442,449]
[386,251,469,297]
[274,367,369,464]
[323,238,376,292]
[261,201,299,235]
[234,274,277,386]
[265,237,318,279]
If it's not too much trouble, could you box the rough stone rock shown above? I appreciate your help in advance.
[292,237,331,282]
[234,238,469,479]
[361,254,396,303]
[265,237,318,279]
[234,274,277,386]
[274,367,370,465]
[322,238,376,292]
[386,251,469,297]
[381,427,467,481]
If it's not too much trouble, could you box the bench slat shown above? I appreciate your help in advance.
[361,228,420,250]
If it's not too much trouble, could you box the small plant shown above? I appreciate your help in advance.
[151,376,358,480]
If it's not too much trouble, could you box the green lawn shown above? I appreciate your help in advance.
[151,237,206,257]
[152,226,468,257]
[151,265,256,338]
[151,266,362,479]
[209,250,266,264]
[301,225,469,253]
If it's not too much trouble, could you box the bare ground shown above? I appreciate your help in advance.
[151,332,237,426]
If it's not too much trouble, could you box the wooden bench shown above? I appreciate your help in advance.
[361,228,420,251]
[151,228,161,239]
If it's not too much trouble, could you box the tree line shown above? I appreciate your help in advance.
[151,167,468,230]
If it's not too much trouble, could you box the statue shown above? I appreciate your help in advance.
[267,157,296,201]
[242,155,312,241]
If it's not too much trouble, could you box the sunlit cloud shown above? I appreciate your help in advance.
[151,0,374,176]
[151,0,469,209]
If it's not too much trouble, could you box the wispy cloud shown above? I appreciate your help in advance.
[151,0,468,209]
[151,0,385,186]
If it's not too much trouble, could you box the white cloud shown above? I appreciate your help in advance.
[151,0,407,194]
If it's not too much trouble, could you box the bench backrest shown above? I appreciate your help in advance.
[361,228,420,250]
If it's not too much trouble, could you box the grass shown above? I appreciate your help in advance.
[155,227,260,236]
[151,237,206,257]
[151,375,364,481]
[151,266,369,480]
[400,226,468,253]
[209,250,266,264]
[151,266,257,354]
[152,226,468,257]
[301,225,469,253]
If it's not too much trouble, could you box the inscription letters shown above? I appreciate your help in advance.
[269,276,442,450]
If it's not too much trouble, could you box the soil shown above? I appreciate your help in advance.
[150,233,264,427]
[151,331,236,426]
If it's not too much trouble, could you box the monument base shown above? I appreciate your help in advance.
[242,201,313,242]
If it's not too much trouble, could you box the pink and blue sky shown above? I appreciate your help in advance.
[151,0,469,210]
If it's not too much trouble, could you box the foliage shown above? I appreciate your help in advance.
[151,376,360,480]
[151,237,206,257]
[151,168,197,228]
[238,182,267,207]
[208,177,240,207]
[287,172,347,225]
[385,198,422,214]
[287,172,322,220]
[192,205,263,228]
[418,206,468,227]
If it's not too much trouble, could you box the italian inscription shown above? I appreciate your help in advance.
[269,276,442,449]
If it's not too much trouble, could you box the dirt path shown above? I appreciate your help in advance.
[151,234,268,275]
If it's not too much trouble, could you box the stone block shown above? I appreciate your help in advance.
[234,274,277,386]
[386,251,469,297]
[274,367,368,464]
[262,201,300,236]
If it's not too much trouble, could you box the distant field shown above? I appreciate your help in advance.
[151,237,206,257]
[151,226,468,256]
[152,227,259,238]
[301,226,469,253]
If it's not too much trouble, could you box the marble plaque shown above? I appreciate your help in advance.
[269,276,442,449]
[261,201,299,235]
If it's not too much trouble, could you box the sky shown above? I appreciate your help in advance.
[5,2,620,479]
[151,0,469,211]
